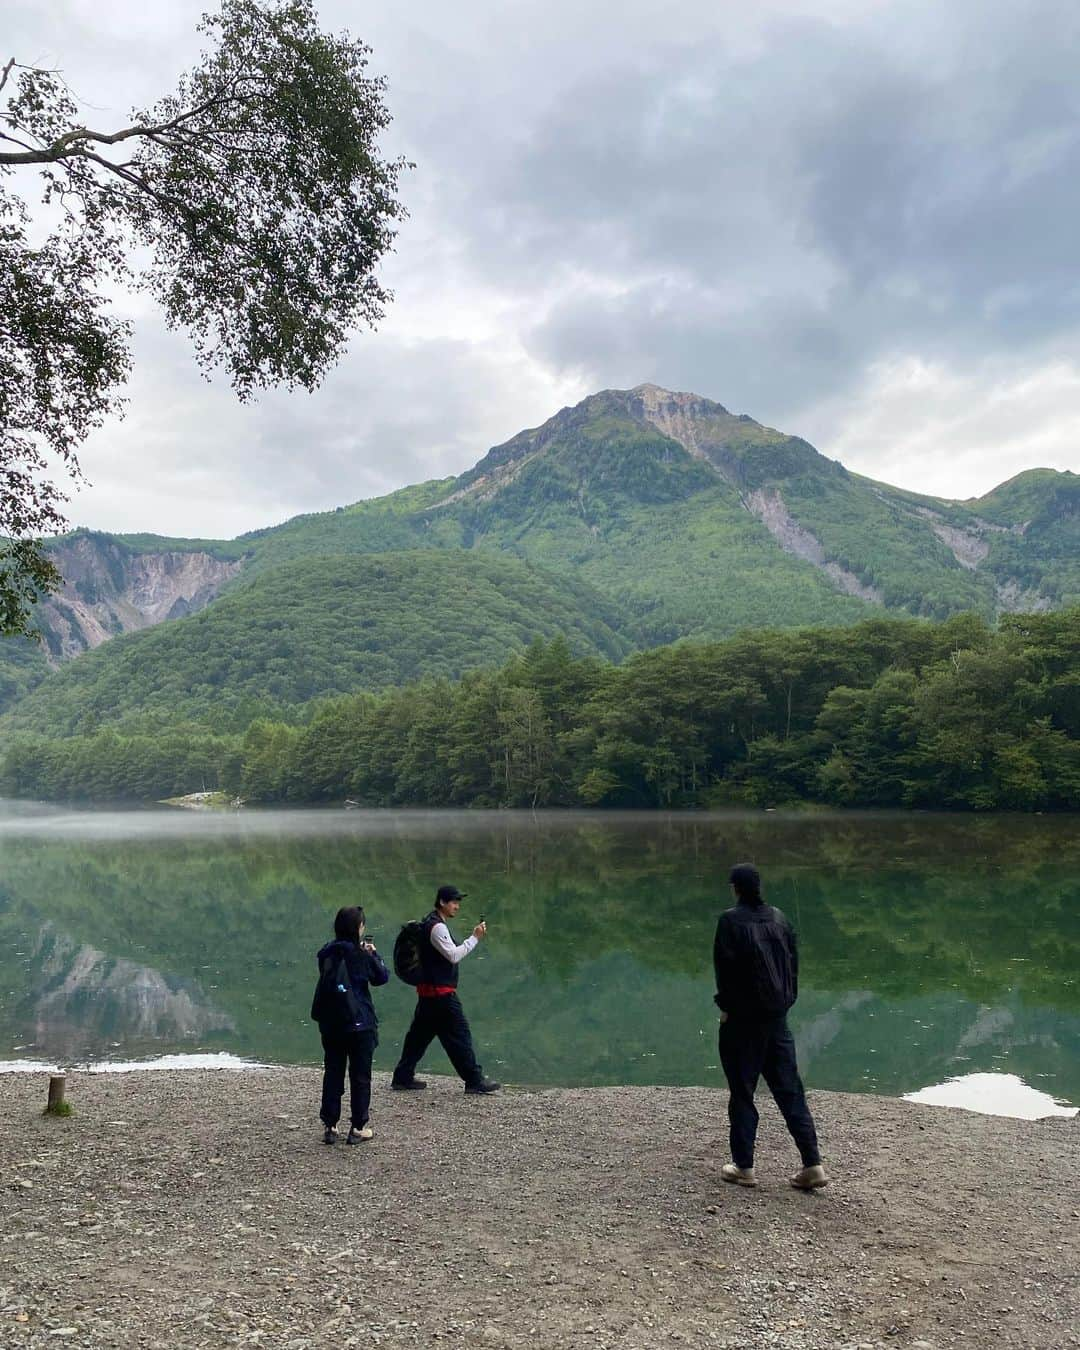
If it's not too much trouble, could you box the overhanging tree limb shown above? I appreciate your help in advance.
[0,0,409,637]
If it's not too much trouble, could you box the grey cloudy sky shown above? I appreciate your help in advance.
[8,0,1080,537]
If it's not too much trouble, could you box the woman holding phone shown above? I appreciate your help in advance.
[312,905,389,1144]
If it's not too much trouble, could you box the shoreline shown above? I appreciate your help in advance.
[2,1069,1077,1349]
[0,1056,1076,1122]
[2,1052,1077,1122]
[7,797,1080,818]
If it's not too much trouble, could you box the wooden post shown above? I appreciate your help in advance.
[46,1074,66,1113]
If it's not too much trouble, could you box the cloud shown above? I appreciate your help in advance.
[806,352,1080,500]
[6,0,1080,537]
[472,1,1080,421]
[72,316,586,538]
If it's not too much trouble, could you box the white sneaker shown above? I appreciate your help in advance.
[721,1163,757,1187]
[790,1164,828,1190]
[346,1124,374,1144]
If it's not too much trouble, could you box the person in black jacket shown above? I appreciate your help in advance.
[391,885,500,1095]
[313,905,389,1144]
[713,864,827,1190]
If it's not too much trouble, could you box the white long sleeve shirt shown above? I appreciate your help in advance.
[429,922,477,965]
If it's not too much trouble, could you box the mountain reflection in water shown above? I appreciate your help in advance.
[0,804,1077,1111]
[904,1072,1078,1119]
[22,925,235,1062]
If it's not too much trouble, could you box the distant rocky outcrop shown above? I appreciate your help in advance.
[38,532,243,664]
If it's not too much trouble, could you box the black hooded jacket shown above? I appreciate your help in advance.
[713,901,799,1019]
[313,939,389,1033]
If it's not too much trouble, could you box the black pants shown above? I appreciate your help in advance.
[320,1028,377,1129]
[392,993,483,1088]
[718,1015,820,1170]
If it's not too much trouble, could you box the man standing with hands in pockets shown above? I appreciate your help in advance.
[391,885,501,1095]
[714,864,827,1190]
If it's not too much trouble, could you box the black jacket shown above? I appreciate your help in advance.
[713,902,799,1019]
[314,939,389,1033]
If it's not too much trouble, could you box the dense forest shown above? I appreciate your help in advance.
[0,550,629,735]
[3,607,1077,810]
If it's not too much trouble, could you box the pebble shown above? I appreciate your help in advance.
[0,1068,1074,1350]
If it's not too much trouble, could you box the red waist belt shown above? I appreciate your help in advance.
[417,983,455,998]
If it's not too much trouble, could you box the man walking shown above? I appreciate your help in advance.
[391,885,500,1095]
[714,864,827,1190]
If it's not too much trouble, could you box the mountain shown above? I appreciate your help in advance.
[209,383,1080,636]
[1,384,1076,726]
[1,550,629,736]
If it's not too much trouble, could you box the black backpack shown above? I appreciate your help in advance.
[393,917,431,986]
[746,918,796,1016]
[310,952,362,1029]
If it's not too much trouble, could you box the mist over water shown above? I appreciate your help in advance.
[1,802,1076,1113]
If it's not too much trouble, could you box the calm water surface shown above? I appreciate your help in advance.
[0,803,1077,1107]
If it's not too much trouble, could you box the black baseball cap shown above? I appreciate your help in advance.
[435,885,467,904]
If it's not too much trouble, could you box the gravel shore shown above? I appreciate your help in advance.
[1,1069,1077,1349]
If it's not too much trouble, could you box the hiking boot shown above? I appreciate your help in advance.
[391,1078,426,1090]
[322,1125,338,1145]
[790,1163,828,1190]
[346,1124,374,1144]
[720,1163,757,1188]
[464,1078,501,1095]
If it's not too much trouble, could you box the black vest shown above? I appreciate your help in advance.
[420,911,459,987]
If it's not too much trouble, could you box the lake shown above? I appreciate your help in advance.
[1,803,1077,1112]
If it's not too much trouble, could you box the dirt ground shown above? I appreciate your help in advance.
[1,1069,1077,1349]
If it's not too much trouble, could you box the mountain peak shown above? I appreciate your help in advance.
[628,381,725,409]
[621,384,733,459]
[585,383,733,428]
[452,383,821,503]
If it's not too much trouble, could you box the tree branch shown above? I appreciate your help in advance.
[0,76,267,166]
[72,147,200,228]
[0,127,40,155]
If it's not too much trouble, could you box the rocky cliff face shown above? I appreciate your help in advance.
[744,487,885,602]
[39,534,243,664]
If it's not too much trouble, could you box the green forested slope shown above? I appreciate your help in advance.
[0,550,630,737]
[210,388,1078,633]
[872,469,1080,608]
[3,386,1077,734]
[4,609,1077,811]
[208,410,870,641]
[436,413,873,642]
[225,478,460,570]
[970,471,1080,604]
[0,638,50,716]
[783,473,995,616]
[967,469,1078,525]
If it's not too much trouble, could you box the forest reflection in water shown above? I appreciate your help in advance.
[0,804,1077,1107]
